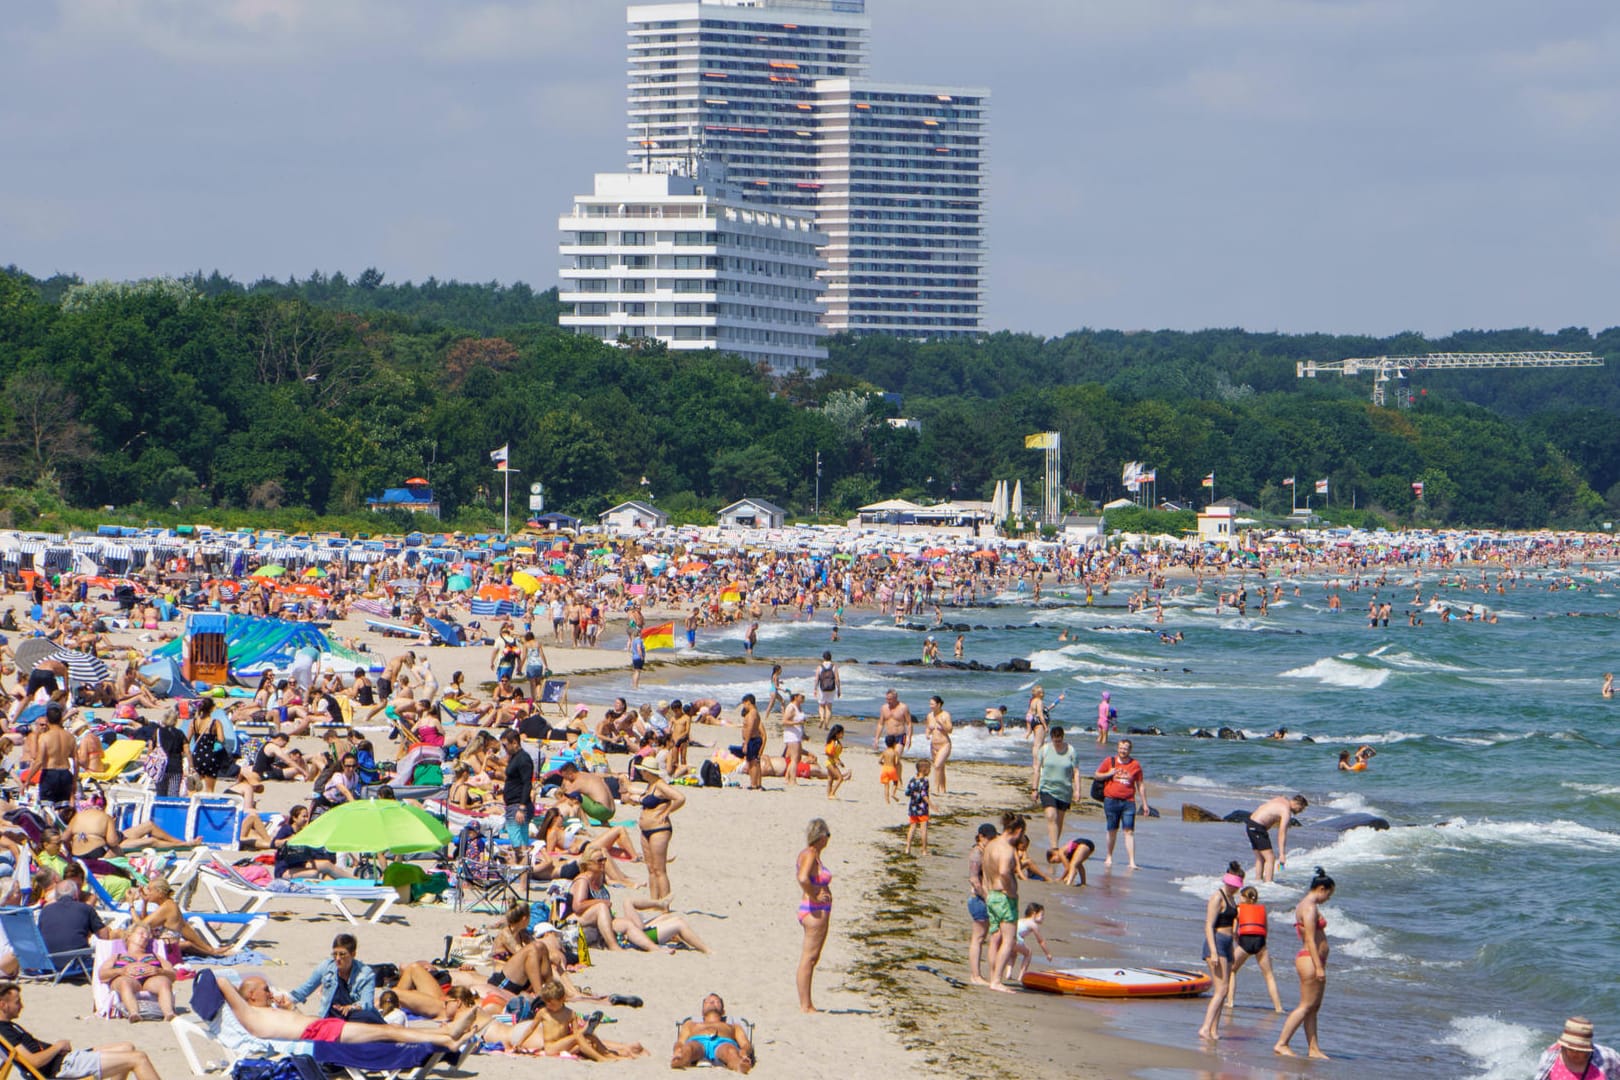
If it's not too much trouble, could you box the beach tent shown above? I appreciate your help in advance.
[139,656,200,699]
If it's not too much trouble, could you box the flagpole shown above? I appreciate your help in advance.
[503,465,510,536]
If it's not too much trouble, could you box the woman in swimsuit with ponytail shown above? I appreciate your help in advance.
[1275,866,1335,1060]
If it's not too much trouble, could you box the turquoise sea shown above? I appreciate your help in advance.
[593,567,1619,1077]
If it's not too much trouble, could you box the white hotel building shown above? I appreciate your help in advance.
[558,168,828,372]
[617,0,986,341]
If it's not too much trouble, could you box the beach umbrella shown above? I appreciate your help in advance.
[477,583,514,601]
[539,574,567,585]
[49,647,111,686]
[13,638,58,678]
[405,477,429,485]
[252,565,286,578]
[678,561,710,574]
[446,574,472,592]
[590,547,613,556]
[287,799,452,854]
[303,566,327,578]
[512,571,540,594]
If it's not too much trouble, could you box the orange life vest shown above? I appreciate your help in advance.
[1236,902,1268,938]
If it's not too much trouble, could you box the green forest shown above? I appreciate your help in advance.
[1,264,1616,533]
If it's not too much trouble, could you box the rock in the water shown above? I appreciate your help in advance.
[1182,804,1224,823]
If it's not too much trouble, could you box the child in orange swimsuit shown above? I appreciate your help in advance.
[878,735,901,803]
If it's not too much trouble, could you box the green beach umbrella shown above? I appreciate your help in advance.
[447,573,472,592]
[251,565,286,578]
[288,800,453,854]
[303,566,327,578]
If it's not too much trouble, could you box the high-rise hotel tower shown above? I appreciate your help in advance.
[624,0,986,340]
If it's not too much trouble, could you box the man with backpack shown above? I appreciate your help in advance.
[813,652,840,729]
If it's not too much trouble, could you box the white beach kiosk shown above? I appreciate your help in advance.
[1197,504,1239,548]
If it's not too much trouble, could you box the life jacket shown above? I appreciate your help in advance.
[1236,902,1268,938]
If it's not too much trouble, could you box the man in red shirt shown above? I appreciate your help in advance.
[1093,739,1150,869]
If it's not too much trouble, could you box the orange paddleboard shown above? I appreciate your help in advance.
[1021,966,1212,999]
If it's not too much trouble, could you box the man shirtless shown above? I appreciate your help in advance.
[739,695,764,791]
[211,971,472,1049]
[556,762,616,825]
[33,704,77,806]
[672,993,754,1072]
[983,813,1026,993]
[875,690,914,753]
[1246,794,1307,883]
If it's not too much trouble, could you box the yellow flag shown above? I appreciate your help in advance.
[1025,432,1055,449]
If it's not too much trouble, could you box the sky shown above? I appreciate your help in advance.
[2,0,1617,338]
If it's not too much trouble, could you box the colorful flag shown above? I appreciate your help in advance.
[1315,479,1329,494]
[1025,432,1056,449]
[720,587,741,604]
[489,444,510,467]
[641,622,675,650]
[1281,477,1295,487]
[1201,473,1215,488]
[1412,481,1425,498]
[1140,468,1156,483]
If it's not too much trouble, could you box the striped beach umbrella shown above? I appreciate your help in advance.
[49,647,111,686]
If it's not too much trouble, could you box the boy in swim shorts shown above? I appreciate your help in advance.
[904,760,931,856]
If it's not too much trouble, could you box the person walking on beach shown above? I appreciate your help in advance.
[1246,794,1308,883]
[813,652,839,729]
[627,627,646,690]
[1274,866,1335,1059]
[876,689,913,752]
[965,823,998,985]
[795,819,833,1013]
[983,813,1026,994]
[739,694,765,792]
[781,692,806,786]
[904,761,931,856]
[1535,1017,1620,1080]
[925,695,953,795]
[1196,862,1246,1042]
[1032,725,1081,849]
[1093,739,1150,869]
[1227,885,1285,1014]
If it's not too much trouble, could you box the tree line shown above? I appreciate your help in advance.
[0,265,1614,532]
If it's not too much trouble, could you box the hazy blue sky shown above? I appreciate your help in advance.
[3,1,1616,337]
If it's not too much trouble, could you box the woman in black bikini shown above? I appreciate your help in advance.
[636,775,684,902]
[1196,860,1245,1042]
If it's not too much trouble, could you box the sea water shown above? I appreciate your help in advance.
[602,569,1620,1076]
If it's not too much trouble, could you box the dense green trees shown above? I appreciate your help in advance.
[0,264,1613,531]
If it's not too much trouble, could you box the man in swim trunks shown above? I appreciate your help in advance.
[1246,794,1307,883]
[208,970,472,1049]
[739,694,765,791]
[875,689,913,752]
[33,703,77,807]
[983,813,1026,993]
[556,761,617,824]
[671,993,754,1072]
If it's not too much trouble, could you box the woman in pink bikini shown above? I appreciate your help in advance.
[1275,866,1335,1060]
[796,818,833,1013]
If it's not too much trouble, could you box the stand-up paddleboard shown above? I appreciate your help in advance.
[1022,966,1211,998]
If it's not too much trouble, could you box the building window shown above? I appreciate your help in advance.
[620,231,647,245]
[577,231,607,246]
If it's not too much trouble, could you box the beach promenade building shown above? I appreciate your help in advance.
[622,0,986,340]
[558,169,828,373]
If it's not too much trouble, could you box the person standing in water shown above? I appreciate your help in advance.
[1274,867,1336,1060]
[925,696,953,795]
[1031,725,1080,850]
[1096,691,1115,745]
[1246,794,1307,883]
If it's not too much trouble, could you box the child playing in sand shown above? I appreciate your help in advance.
[825,724,849,800]
[1010,902,1054,980]
[521,980,646,1060]
[904,760,931,855]
[878,734,902,804]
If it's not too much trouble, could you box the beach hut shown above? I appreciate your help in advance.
[717,498,787,530]
[599,501,668,531]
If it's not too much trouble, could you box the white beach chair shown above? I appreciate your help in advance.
[194,861,398,926]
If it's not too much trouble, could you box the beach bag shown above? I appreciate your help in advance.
[411,761,444,786]
[1090,757,1111,802]
[142,746,168,788]
[816,664,837,692]
[700,759,722,788]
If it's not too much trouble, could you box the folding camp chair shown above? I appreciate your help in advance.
[0,907,92,983]
[0,1029,50,1079]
